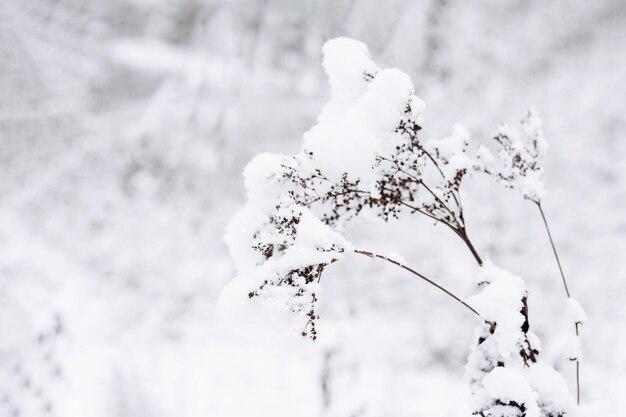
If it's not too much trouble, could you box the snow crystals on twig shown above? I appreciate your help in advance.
[479,108,548,203]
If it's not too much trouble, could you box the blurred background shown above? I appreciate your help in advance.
[1,0,625,416]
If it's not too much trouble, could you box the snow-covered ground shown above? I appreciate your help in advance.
[1,1,625,416]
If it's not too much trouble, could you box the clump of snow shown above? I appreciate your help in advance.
[527,362,574,415]
[468,262,527,360]
[319,37,380,123]
[428,124,472,181]
[224,205,269,274]
[293,206,354,253]
[561,298,586,361]
[220,142,357,340]
[466,262,574,417]
[224,153,290,275]
[475,144,495,170]
[220,204,352,340]
[285,35,477,236]
[242,152,289,207]
[482,367,540,417]
[429,124,470,160]
[303,67,417,187]
[566,297,587,325]
[563,333,583,361]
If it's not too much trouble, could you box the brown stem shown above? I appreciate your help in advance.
[354,249,491,325]
[536,201,580,405]
[381,156,462,227]
[419,181,462,226]
[400,201,453,228]
[456,227,483,266]
[536,202,570,297]
[575,323,580,404]
[399,200,481,265]
[418,145,461,209]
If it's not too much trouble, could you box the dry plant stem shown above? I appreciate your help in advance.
[455,227,483,267]
[576,357,580,406]
[388,150,482,266]
[353,249,491,325]
[536,202,571,297]
[536,201,581,405]
[397,200,483,266]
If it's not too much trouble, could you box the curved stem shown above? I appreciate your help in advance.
[536,202,570,297]
[399,201,483,266]
[353,249,491,325]
[536,201,580,404]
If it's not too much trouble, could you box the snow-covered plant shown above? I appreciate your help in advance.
[220,37,577,415]
[467,264,573,417]
[477,108,547,203]
[479,109,586,404]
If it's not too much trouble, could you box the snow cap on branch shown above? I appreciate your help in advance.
[563,297,586,361]
[319,37,380,123]
[466,262,574,417]
[220,203,352,340]
[469,262,527,360]
[427,123,472,183]
[225,153,291,276]
[303,67,417,188]
[528,363,575,415]
[482,367,541,417]
[221,148,354,339]
[565,297,587,325]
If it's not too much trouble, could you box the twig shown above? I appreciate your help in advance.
[455,227,483,267]
[536,202,571,297]
[353,249,491,325]
[536,201,580,405]
[398,201,483,266]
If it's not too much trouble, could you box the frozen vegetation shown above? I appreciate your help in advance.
[221,37,578,416]
[1,1,625,416]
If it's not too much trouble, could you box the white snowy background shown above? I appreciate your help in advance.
[1,1,625,416]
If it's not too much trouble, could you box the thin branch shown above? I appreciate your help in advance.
[418,144,446,178]
[417,144,461,209]
[536,202,570,297]
[419,180,461,227]
[302,189,369,206]
[353,249,491,325]
[398,201,482,266]
[399,201,454,230]
[455,227,483,267]
[536,201,580,405]
[383,156,458,221]
[576,356,580,405]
